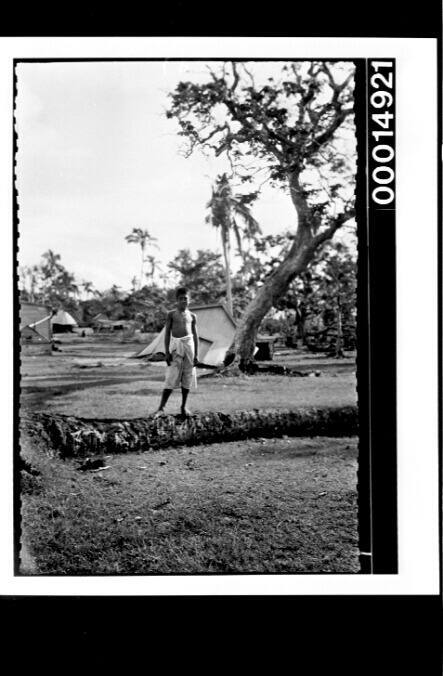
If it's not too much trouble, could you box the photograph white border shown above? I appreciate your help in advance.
[1,36,439,595]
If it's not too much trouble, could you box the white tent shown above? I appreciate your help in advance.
[134,303,236,367]
[20,302,53,354]
[51,310,78,326]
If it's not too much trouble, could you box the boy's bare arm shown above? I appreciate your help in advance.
[165,313,172,364]
[192,314,199,365]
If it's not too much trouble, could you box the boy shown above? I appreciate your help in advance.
[154,287,199,417]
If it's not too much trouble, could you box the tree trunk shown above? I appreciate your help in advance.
[221,231,233,315]
[140,243,145,289]
[29,273,36,303]
[334,297,344,358]
[296,311,307,348]
[233,231,315,369]
[229,169,350,371]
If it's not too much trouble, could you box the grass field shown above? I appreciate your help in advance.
[20,337,360,574]
[20,339,357,417]
[21,432,359,574]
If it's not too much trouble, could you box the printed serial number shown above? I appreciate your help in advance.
[369,61,395,206]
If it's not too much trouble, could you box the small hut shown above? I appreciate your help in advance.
[51,309,78,333]
[93,317,132,333]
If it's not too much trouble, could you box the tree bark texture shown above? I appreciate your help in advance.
[22,406,358,458]
[234,224,315,367]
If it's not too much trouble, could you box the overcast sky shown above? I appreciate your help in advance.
[15,60,354,292]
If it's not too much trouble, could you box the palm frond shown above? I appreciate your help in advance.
[232,201,261,237]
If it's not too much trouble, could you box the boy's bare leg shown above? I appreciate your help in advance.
[180,388,191,416]
[155,389,172,416]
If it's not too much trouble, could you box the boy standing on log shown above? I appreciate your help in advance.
[154,287,199,417]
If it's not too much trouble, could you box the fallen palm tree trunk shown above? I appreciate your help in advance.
[21,407,358,459]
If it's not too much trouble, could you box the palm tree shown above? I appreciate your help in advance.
[41,249,62,277]
[145,255,162,284]
[38,250,65,304]
[110,284,121,301]
[81,280,94,300]
[57,270,79,301]
[20,265,41,303]
[205,173,261,314]
[125,228,159,289]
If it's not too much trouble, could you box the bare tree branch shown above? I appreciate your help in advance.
[322,63,353,96]
[312,208,356,247]
[199,123,230,144]
[226,146,236,174]
[241,63,256,87]
[309,106,353,151]
[230,62,240,92]
[207,65,219,82]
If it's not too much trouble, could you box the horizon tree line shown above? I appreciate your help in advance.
[19,225,356,356]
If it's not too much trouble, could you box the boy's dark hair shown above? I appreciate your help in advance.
[176,286,189,299]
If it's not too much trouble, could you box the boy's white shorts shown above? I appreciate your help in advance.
[164,353,196,389]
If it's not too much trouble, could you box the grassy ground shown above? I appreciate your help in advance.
[21,433,359,575]
[20,338,360,575]
[20,340,357,417]
[34,373,357,418]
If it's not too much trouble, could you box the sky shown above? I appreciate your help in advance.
[15,60,355,293]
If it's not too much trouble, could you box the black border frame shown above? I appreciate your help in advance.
[3,3,442,668]
[13,55,400,576]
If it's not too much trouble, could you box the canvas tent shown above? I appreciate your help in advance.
[51,309,78,333]
[20,302,53,354]
[134,303,236,367]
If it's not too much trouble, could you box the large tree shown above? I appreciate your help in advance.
[167,61,356,368]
